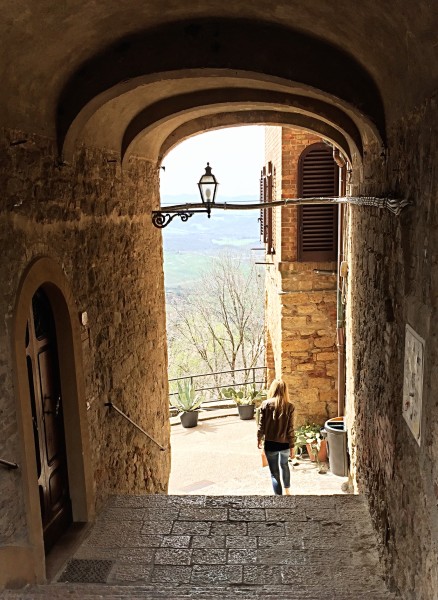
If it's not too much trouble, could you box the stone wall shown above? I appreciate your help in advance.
[264,127,338,426]
[345,94,438,599]
[0,128,170,552]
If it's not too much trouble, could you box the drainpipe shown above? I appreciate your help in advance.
[333,148,347,417]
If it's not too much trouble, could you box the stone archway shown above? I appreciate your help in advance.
[8,256,94,585]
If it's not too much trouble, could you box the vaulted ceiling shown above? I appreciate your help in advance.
[2,1,437,164]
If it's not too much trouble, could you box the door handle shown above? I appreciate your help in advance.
[43,395,61,416]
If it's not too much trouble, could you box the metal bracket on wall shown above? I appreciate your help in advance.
[152,196,412,228]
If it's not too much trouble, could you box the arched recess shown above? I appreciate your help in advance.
[57,18,386,160]
[9,256,94,584]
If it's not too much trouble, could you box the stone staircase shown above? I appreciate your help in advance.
[2,494,399,599]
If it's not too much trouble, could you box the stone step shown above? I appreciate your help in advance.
[3,583,399,599]
[1,494,400,599]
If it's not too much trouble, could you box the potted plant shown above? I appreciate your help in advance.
[174,380,203,428]
[222,385,267,420]
[294,423,328,465]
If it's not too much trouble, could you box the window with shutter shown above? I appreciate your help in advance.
[297,143,338,262]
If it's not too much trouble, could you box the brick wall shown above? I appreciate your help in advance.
[264,127,338,426]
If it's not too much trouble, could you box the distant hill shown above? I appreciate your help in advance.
[161,195,264,290]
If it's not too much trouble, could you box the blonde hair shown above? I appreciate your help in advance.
[268,379,290,418]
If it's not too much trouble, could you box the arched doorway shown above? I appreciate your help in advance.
[26,288,72,553]
[11,257,94,583]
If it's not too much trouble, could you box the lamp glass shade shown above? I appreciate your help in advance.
[198,163,218,204]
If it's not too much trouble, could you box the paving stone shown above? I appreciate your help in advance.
[172,520,212,535]
[227,548,257,564]
[205,496,246,509]
[265,507,307,521]
[258,548,307,565]
[142,507,180,521]
[248,521,286,536]
[161,535,191,548]
[257,535,304,550]
[228,508,266,521]
[190,565,243,585]
[210,521,248,535]
[141,521,173,535]
[178,507,228,521]
[154,548,193,565]
[243,565,282,585]
[225,535,257,548]
[190,535,225,548]
[243,495,296,508]
[304,505,338,521]
[192,548,227,564]
[150,565,192,584]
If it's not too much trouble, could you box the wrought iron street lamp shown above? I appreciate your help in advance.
[151,161,410,228]
[152,163,219,228]
[198,162,218,218]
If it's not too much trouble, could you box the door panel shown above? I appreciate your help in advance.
[26,288,72,552]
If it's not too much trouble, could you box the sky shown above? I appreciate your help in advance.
[159,126,266,200]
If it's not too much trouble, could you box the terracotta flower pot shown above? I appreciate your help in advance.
[306,439,328,462]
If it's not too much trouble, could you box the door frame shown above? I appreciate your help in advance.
[9,256,94,584]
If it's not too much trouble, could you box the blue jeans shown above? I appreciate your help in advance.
[265,449,291,495]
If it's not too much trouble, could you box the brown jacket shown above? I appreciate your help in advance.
[257,399,295,447]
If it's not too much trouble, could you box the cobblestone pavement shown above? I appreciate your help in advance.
[3,494,399,599]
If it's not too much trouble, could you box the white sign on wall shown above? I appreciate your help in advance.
[402,324,425,446]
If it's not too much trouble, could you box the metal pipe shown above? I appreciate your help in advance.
[0,458,19,470]
[336,166,347,417]
[155,195,409,214]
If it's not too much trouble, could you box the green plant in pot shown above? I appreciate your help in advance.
[174,381,203,428]
[222,385,267,420]
[294,423,327,468]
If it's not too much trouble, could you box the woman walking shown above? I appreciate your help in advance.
[257,379,294,495]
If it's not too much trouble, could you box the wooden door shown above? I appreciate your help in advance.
[25,288,72,552]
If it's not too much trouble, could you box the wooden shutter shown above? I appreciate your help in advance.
[259,167,265,241]
[298,144,338,262]
[260,162,275,255]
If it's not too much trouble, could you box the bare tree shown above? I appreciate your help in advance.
[167,253,265,393]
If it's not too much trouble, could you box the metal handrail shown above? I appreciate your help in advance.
[105,402,166,452]
[168,366,267,401]
[0,458,19,470]
[169,365,266,382]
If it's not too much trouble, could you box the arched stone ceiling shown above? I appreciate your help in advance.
[57,19,385,158]
[120,89,364,162]
[1,3,436,161]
